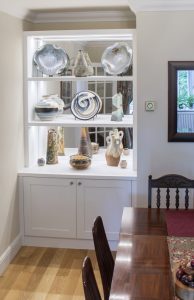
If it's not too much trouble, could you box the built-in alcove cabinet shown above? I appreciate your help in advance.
[19,29,137,250]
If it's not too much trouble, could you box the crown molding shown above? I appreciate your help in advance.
[27,10,135,23]
[128,0,194,13]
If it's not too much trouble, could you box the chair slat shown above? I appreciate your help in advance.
[156,188,161,208]
[175,188,179,209]
[185,188,189,209]
[166,188,170,209]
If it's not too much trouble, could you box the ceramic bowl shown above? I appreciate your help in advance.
[70,154,91,170]
[33,44,69,76]
[101,42,132,75]
[35,107,59,121]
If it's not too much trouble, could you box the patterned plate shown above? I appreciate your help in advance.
[71,91,102,120]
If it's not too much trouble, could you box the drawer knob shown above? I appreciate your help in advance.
[78,182,82,186]
[70,181,74,185]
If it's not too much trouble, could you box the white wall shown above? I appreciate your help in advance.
[136,11,194,206]
[0,11,23,256]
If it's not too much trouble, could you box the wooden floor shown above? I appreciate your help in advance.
[0,246,103,300]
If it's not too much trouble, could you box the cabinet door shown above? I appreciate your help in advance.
[77,179,131,240]
[23,177,76,238]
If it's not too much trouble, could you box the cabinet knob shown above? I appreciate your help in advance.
[78,182,82,186]
[70,181,74,185]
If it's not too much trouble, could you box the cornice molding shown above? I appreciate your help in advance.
[128,0,194,13]
[27,10,135,23]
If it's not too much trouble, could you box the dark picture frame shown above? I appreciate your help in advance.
[168,61,194,142]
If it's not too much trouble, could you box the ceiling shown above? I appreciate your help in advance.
[1,0,194,21]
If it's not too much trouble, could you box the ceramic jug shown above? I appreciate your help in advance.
[46,129,58,164]
[74,50,89,77]
[105,129,123,166]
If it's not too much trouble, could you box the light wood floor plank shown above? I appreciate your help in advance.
[0,247,103,300]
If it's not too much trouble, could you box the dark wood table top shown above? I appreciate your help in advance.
[120,207,168,236]
[109,207,175,300]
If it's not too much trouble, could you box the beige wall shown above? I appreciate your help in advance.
[23,20,135,31]
[0,11,23,256]
[136,11,194,206]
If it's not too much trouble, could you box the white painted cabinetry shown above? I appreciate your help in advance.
[21,176,132,248]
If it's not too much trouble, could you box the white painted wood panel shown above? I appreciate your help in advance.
[23,177,76,238]
[77,179,131,240]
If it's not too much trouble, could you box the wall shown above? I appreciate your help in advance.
[0,11,23,256]
[136,11,194,206]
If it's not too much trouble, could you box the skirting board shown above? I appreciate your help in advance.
[0,234,22,275]
[23,236,118,251]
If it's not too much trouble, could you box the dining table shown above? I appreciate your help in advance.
[109,207,175,300]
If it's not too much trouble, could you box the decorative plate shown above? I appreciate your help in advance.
[101,42,132,75]
[33,44,69,76]
[71,90,102,120]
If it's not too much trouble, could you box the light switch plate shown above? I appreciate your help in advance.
[145,101,155,111]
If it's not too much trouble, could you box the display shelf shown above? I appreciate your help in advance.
[28,75,133,82]
[28,114,133,127]
[24,29,136,169]
[18,148,136,180]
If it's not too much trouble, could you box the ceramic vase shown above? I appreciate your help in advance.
[105,129,123,166]
[111,93,123,121]
[74,50,89,77]
[46,129,58,164]
[78,127,92,158]
[57,126,65,156]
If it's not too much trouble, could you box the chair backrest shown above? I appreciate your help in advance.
[82,256,102,300]
[148,174,194,209]
[92,216,114,300]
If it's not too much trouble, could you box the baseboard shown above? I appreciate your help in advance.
[23,236,118,251]
[0,234,22,275]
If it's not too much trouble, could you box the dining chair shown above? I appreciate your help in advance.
[148,174,194,209]
[92,216,114,300]
[82,256,102,300]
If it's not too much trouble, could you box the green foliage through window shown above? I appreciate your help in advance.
[178,70,194,109]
